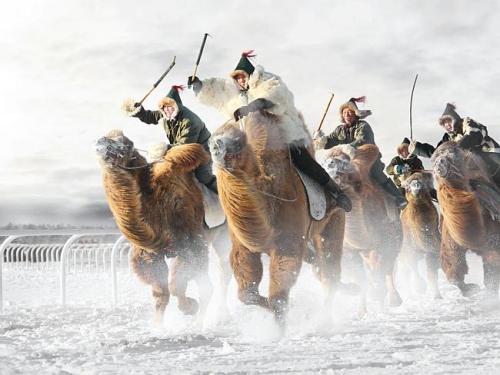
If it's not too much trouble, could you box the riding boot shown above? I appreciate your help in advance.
[205,176,218,195]
[325,179,352,212]
[380,180,407,209]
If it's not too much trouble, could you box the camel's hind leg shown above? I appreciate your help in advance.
[130,247,170,325]
[268,235,304,324]
[210,225,232,312]
[312,211,345,306]
[482,251,500,300]
[440,225,479,296]
[170,241,212,317]
[230,240,269,310]
[425,252,442,299]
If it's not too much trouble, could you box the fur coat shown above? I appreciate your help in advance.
[196,65,311,145]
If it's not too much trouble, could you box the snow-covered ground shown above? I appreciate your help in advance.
[1,252,500,374]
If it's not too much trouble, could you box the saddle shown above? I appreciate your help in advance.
[199,184,226,228]
[295,168,327,221]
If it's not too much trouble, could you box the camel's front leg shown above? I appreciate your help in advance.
[482,251,500,300]
[440,224,479,296]
[210,225,232,313]
[130,248,170,325]
[425,252,442,299]
[170,241,212,317]
[230,240,269,309]
[312,211,345,307]
[268,235,304,325]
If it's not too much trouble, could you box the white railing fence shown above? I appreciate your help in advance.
[0,230,131,312]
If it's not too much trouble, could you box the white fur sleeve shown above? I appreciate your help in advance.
[197,78,238,114]
[251,73,294,117]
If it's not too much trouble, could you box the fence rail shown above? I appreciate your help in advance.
[0,231,131,312]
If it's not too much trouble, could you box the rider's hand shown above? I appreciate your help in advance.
[187,76,202,94]
[408,139,417,155]
[122,98,142,117]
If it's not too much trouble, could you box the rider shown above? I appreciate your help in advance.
[409,103,500,188]
[122,85,218,194]
[386,137,425,195]
[313,97,408,209]
[187,50,352,212]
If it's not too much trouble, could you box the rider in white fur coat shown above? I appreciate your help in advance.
[187,51,351,212]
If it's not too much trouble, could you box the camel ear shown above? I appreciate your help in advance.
[163,143,210,173]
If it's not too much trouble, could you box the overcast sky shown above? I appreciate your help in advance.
[1,0,499,225]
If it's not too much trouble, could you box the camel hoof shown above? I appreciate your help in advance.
[461,283,481,297]
[178,297,199,315]
[387,291,403,307]
[240,290,269,309]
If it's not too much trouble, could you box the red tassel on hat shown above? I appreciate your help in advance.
[172,85,185,92]
[242,50,256,58]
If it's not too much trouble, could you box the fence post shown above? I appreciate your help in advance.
[0,235,21,313]
[111,235,126,307]
[60,234,83,307]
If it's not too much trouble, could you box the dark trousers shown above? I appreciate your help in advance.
[194,143,216,186]
[289,143,330,186]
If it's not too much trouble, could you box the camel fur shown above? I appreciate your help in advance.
[322,143,403,315]
[399,172,441,298]
[210,111,345,325]
[96,130,231,324]
[432,141,500,299]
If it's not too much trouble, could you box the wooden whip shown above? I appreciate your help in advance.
[316,92,335,133]
[138,56,176,105]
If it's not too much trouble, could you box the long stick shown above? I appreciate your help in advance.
[316,93,335,133]
[409,74,418,141]
[190,33,210,84]
[138,56,176,105]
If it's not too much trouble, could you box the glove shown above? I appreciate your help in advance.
[408,139,417,155]
[122,98,142,117]
[233,105,250,121]
[248,98,275,112]
[187,76,202,94]
[313,135,328,150]
[395,165,404,175]
[312,130,325,140]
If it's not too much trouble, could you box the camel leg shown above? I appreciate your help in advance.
[230,241,269,310]
[482,251,500,300]
[211,226,232,312]
[425,252,442,299]
[312,213,344,307]
[170,240,212,317]
[440,225,479,297]
[407,249,426,295]
[381,251,403,307]
[130,248,170,325]
[348,251,368,317]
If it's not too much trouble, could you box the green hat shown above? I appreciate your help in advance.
[339,96,372,120]
[158,85,184,109]
[439,103,461,127]
[230,50,256,79]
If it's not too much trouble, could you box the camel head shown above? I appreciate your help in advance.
[96,129,137,168]
[431,141,486,186]
[210,120,248,170]
[322,149,356,190]
[403,172,434,200]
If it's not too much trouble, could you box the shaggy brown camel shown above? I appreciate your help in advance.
[432,141,500,299]
[399,172,441,299]
[209,111,345,325]
[322,144,403,315]
[96,130,230,324]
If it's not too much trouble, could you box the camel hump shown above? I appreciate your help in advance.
[163,143,210,173]
[353,144,380,165]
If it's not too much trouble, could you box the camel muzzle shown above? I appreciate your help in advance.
[210,135,244,167]
[96,136,132,163]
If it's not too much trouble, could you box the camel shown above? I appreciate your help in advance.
[399,172,441,299]
[96,130,230,324]
[322,144,403,315]
[432,141,500,299]
[209,110,345,325]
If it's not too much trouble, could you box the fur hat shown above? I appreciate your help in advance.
[158,85,184,110]
[339,96,372,121]
[230,50,256,79]
[438,103,461,128]
[397,137,411,154]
